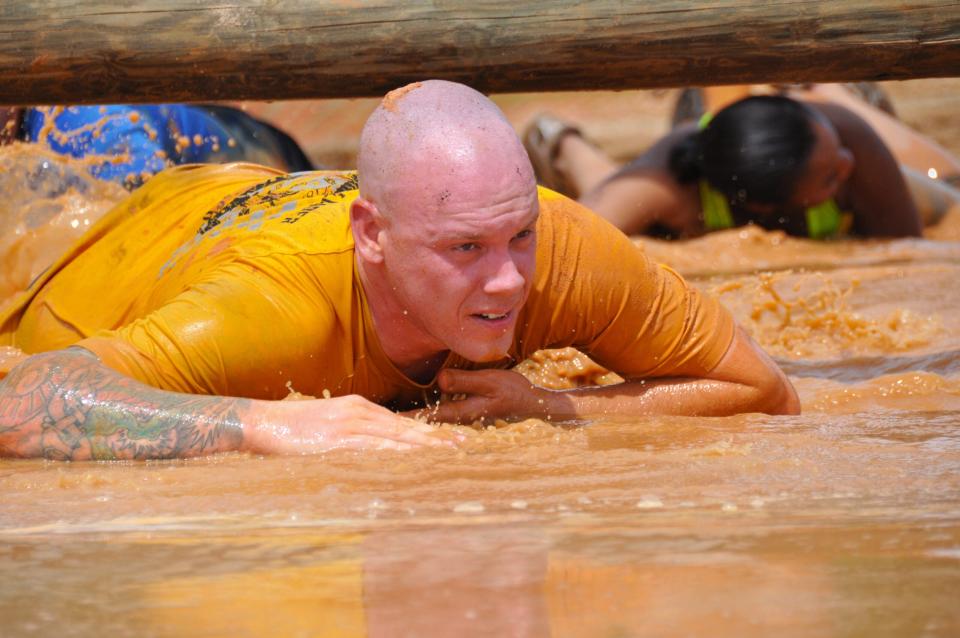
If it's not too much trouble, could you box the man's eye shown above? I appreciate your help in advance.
[514,229,534,240]
[454,242,480,252]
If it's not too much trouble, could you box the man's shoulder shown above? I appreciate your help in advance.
[528,183,659,300]
[536,185,596,230]
[191,169,361,256]
[536,185,584,212]
[534,185,629,247]
[139,167,360,288]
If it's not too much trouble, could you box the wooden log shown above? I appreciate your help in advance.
[1,1,959,105]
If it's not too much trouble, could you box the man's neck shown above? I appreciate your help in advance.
[356,257,448,384]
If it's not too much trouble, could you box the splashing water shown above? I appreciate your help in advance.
[0,143,125,300]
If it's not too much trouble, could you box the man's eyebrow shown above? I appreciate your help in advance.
[429,229,482,246]
[447,232,482,242]
[435,209,539,242]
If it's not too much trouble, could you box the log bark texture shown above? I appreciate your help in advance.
[1,1,959,105]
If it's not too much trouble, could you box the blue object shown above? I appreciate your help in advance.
[22,104,311,188]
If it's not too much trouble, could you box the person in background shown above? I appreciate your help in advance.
[524,83,959,239]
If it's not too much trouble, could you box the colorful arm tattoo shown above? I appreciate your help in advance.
[0,348,249,460]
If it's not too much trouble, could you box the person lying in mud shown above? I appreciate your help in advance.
[0,80,799,461]
[0,103,312,188]
[524,83,960,239]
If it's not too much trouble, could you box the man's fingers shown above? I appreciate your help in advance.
[437,368,497,396]
[335,435,415,451]
[349,399,465,444]
[348,415,460,447]
[420,396,488,425]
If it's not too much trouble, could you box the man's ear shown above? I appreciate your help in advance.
[350,197,386,264]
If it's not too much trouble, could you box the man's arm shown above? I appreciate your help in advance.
[0,348,456,460]
[419,326,799,424]
[582,124,704,237]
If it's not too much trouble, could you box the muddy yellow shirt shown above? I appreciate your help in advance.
[0,164,734,407]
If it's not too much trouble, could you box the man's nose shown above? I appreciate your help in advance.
[483,249,526,295]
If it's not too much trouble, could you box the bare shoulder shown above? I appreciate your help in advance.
[805,101,878,149]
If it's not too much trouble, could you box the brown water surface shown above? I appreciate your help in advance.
[2,116,960,637]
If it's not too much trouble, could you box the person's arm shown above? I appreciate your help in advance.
[581,169,702,237]
[582,124,704,236]
[417,325,798,424]
[815,102,922,237]
[0,348,455,460]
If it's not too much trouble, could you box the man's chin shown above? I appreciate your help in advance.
[454,340,513,364]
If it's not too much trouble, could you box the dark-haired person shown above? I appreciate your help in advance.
[524,85,959,239]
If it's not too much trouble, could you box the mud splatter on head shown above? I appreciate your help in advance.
[380,82,423,113]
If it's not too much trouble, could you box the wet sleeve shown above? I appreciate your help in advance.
[76,257,340,398]
[539,198,735,379]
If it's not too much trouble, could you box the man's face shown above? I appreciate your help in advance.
[379,177,539,363]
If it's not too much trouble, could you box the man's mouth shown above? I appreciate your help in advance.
[471,309,513,324]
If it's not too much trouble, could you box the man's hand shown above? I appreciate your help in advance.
[248,394,461,453]
[0,348,458,460]
[411,369,551,425]
[413,327,799,426]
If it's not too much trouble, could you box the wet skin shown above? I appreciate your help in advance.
[372,184,540,373]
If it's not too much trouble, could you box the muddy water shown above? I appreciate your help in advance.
[2,148,960,637]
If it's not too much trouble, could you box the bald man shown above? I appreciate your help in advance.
[0,80,798,460]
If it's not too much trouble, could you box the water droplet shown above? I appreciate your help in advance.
[453,501,485,513]
[636,496,663,509]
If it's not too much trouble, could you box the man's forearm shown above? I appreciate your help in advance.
[544,326,800,419]
[427,352,799,425]
[0,348,250,460]
[542,376,798,420]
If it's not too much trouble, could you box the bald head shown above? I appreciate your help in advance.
[357,80,536,220]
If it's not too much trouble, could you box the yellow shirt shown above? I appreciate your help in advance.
[1,164,734,407]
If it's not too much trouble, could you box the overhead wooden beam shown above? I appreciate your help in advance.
[2,0,959,105]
